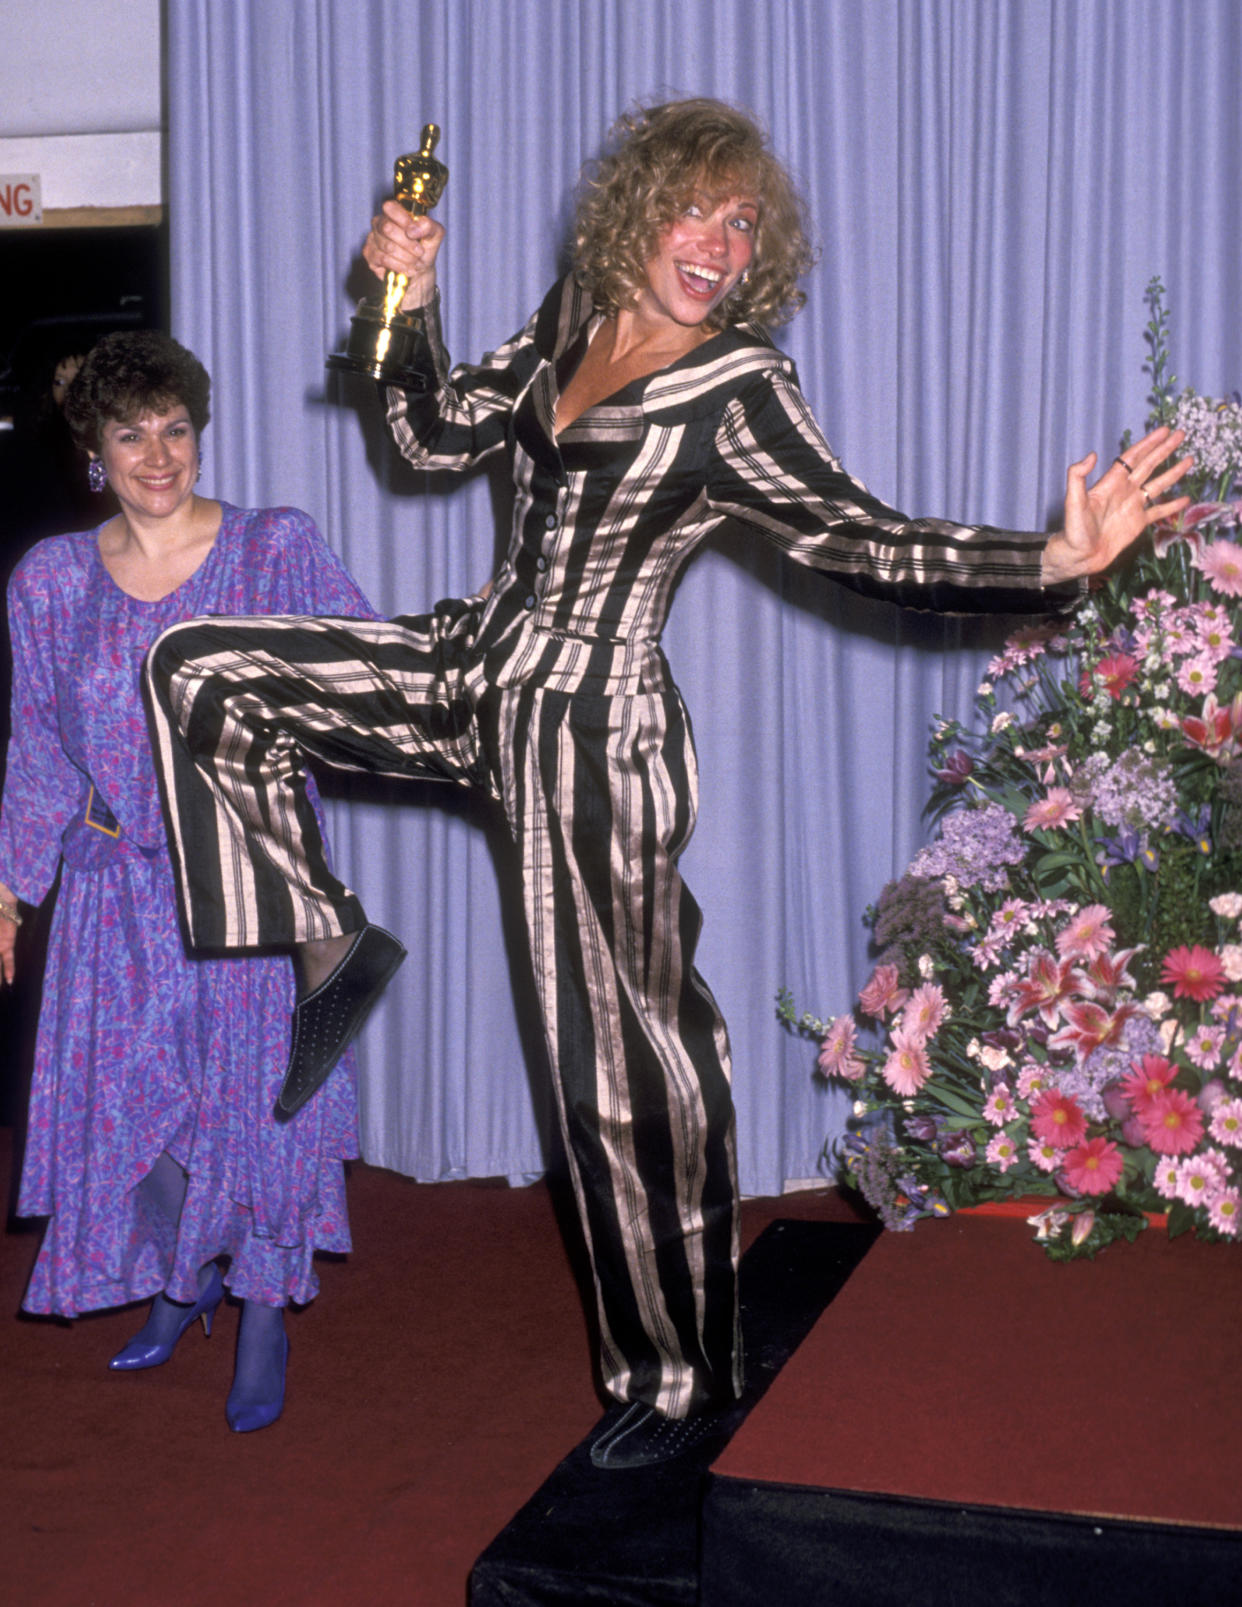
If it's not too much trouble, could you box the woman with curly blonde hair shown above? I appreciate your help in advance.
[572,96,816,330]
[145,96,1188,1469]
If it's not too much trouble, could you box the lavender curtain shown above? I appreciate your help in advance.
[166,0,1242,1191]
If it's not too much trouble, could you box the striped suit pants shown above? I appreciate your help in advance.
[144,606,742,1417]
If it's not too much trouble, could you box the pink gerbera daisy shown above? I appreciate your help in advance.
[1119,1054,1177,1114]
[1030,1089,1088,1148]
[1194,537,1242,598]
[986,1132,1020,1172]
[1185,1023,1225,1070]
[989,898,1031,939]
[982,1084,1015,1126]
[1095,651,1140,699]
[1023,788,1082,832]
[1017,1063,1051,1100]
[881,1026,931,1097]
[1027,1136,1064,1173]
[817,1016,865,1082]
[1139,1088,1206,1155]
[1209,1097,1242,1147]
[1060,1137,1125,1195]
[1195,615,1235,661]
[1172,1151,1230,1208]
[1176,653,1218,699]
[1055,905,1116,963]
[902,982,949,1041]
[1153,1157,1182,1199]
[1208,1188,1241,1237]
[1160,945,1226,1003]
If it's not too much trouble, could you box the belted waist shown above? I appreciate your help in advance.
[473,612,671,696]
[61,784,163,872]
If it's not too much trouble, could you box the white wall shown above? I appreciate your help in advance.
[0,0,163,211]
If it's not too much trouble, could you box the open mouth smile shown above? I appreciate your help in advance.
[675,261,726,298]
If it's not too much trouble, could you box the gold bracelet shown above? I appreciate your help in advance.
[0,897,21,926]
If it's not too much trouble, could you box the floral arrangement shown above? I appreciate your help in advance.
[781,280,1242,1258]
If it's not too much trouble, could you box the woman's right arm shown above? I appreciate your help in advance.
[0,554,84,982]
[358,202,540,472]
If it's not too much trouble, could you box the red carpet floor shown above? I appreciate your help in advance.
[0,1126,865,1606]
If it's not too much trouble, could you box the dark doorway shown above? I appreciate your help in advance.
[1,219,169,552]
[0,218,167,1135]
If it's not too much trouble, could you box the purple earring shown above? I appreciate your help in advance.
[196,448,204,485]
[88,458,107,493]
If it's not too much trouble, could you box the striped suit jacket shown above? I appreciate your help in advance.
[386,275,1072,698]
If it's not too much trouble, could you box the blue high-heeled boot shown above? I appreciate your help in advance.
[226,1300,289,1433]
[108,1262,225,1371]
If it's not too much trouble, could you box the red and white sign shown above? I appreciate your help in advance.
[0,175,43,226]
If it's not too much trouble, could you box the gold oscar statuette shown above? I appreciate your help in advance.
[326,123,449,389]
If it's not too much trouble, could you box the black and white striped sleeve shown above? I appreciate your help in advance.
[385,296,541,473]
[707,364,1077,615]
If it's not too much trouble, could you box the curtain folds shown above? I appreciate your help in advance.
[166,0,1242,1192]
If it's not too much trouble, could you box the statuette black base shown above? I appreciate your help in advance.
[326,302,431,391]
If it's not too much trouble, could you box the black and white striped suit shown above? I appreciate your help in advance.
[146,276,1069,1417]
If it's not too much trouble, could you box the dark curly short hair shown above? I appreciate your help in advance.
[571,97,818,331]
[63,329,211,453]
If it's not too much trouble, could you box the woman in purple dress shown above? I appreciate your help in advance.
[0,330,374,1431]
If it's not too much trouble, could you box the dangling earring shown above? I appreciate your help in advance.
[195,448,204,485]
[88,457,108,493]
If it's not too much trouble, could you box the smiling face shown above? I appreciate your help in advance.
[637,194,758,332]
[95,404,199,523]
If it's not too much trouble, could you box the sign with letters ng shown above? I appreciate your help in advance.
[0,175,43,226]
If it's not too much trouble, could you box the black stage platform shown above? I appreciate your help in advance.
[469,1218,880,1606]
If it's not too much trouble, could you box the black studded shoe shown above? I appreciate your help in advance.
[275,924,407,1121]
[588,1400,741,1469]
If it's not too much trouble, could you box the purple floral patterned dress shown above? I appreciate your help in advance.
[0,504,377,1316]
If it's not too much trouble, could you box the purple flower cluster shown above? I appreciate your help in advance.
[909,802,1026,893]
[1079,750,1179,832]
[871,875,950,974]
[1173,391,1242,487]
[841,1130,917,1230]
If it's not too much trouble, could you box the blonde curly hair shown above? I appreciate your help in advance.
[571,97,817,331]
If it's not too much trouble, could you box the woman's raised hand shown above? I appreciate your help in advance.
[362,198,445,312]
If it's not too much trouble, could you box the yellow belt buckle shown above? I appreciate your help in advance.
[85,783,121,838]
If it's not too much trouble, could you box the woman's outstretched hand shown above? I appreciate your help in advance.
[1041,424,1193,585]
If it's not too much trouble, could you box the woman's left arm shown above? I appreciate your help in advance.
[707,366,1188,613]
